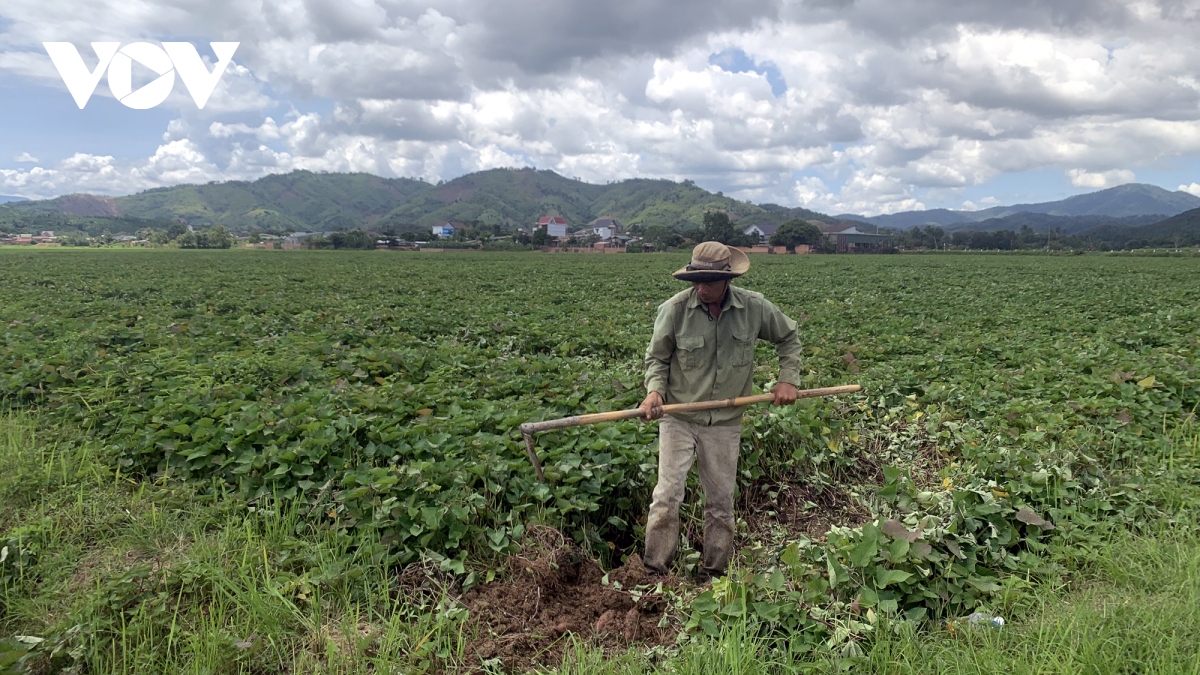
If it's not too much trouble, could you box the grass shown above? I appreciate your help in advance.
[840,418,1200,674]
[856,531,1200,674]
[3,412,1199,673]
[0,415,470,674]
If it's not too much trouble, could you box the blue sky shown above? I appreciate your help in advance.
[0,73,174,165]
[2,0,1199,215]
[709,48,787,99]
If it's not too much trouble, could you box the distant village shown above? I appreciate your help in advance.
[0,231,60,246]
[401,216,889,254]
[0,217,892,254]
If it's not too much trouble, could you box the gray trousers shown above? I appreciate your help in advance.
[643,415,741,577]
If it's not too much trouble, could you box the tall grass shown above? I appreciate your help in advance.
[0,415,468,673]
[857,530,1200,674]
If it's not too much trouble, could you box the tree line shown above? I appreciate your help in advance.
[885,223,1200,251]
[5,203,1192,253]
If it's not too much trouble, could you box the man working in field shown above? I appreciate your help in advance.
[639,241,802,582]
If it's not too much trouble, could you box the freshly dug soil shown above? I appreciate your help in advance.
[462,548,679,673]
[740,479,872,542]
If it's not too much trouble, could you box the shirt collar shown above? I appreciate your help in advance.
[687,285,743,310]
[727,287,745,309]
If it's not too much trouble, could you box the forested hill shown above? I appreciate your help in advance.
[943,212,1166,235]
[1,168,850,233]
[1084,206,1200,247]
[9,169,1195,244]
[845,183,1200,229]
[372,169,845,232]
[5,172,431,232]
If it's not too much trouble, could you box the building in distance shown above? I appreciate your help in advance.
[743,223,779,244]
[537,216,568,238]
[590,218,624,240]
[431,221,461,237]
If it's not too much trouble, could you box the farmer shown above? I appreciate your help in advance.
[639,240,802,582]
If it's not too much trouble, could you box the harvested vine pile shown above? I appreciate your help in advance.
[462,537,680,672]
[739,479,872,542]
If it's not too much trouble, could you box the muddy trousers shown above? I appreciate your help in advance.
[643,416,741,577]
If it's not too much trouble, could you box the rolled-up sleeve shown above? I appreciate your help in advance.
[758,299,802,386]
[644,302,675,397]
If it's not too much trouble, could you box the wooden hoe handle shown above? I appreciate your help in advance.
[519,384,862,481]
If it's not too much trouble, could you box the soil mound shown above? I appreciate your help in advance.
[462,541,678,673]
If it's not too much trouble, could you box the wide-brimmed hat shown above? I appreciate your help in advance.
[672,241,750,282]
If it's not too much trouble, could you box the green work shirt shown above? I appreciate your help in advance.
[644,285,802,426]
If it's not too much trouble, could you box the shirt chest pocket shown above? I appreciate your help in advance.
[732,331,755,367]
[676,335,706,370]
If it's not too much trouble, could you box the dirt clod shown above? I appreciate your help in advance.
[462,546,678,673]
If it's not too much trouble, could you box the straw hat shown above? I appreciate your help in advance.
[672,241,750,282]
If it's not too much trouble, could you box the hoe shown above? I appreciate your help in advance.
[519,384,862,481]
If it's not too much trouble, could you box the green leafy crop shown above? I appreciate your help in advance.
[1,250,1197,647]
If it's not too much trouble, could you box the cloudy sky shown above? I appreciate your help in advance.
[2,0,1199,215]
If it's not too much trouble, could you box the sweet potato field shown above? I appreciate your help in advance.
[1,249,1198,672]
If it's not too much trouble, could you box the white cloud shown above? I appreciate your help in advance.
[2,143,225,198]
[132,140,218,185]
[1,0,1200,213]
[209,117,282,141]
[961,196,999,210]
[1180,182,1200,197]
[2,152,124,196]
[14,152,38,163]
[1067,167,1136,188]
[793,176,835,207]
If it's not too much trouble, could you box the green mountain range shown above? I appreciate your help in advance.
[6,171,430,232]
[845,183,1200,229]
[3,170,1198,249]
[1083,206,1200,248]
[374,169,845,232]
[943,212,1165,235]
[0,168,847,234]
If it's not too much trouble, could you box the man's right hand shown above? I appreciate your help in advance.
[639,391,665,420]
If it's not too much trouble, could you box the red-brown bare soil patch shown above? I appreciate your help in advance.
[461,531,679,673]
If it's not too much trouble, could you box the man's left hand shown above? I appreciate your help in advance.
[772,382,799,406]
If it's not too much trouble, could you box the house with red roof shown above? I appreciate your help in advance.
[536,216,568,238]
